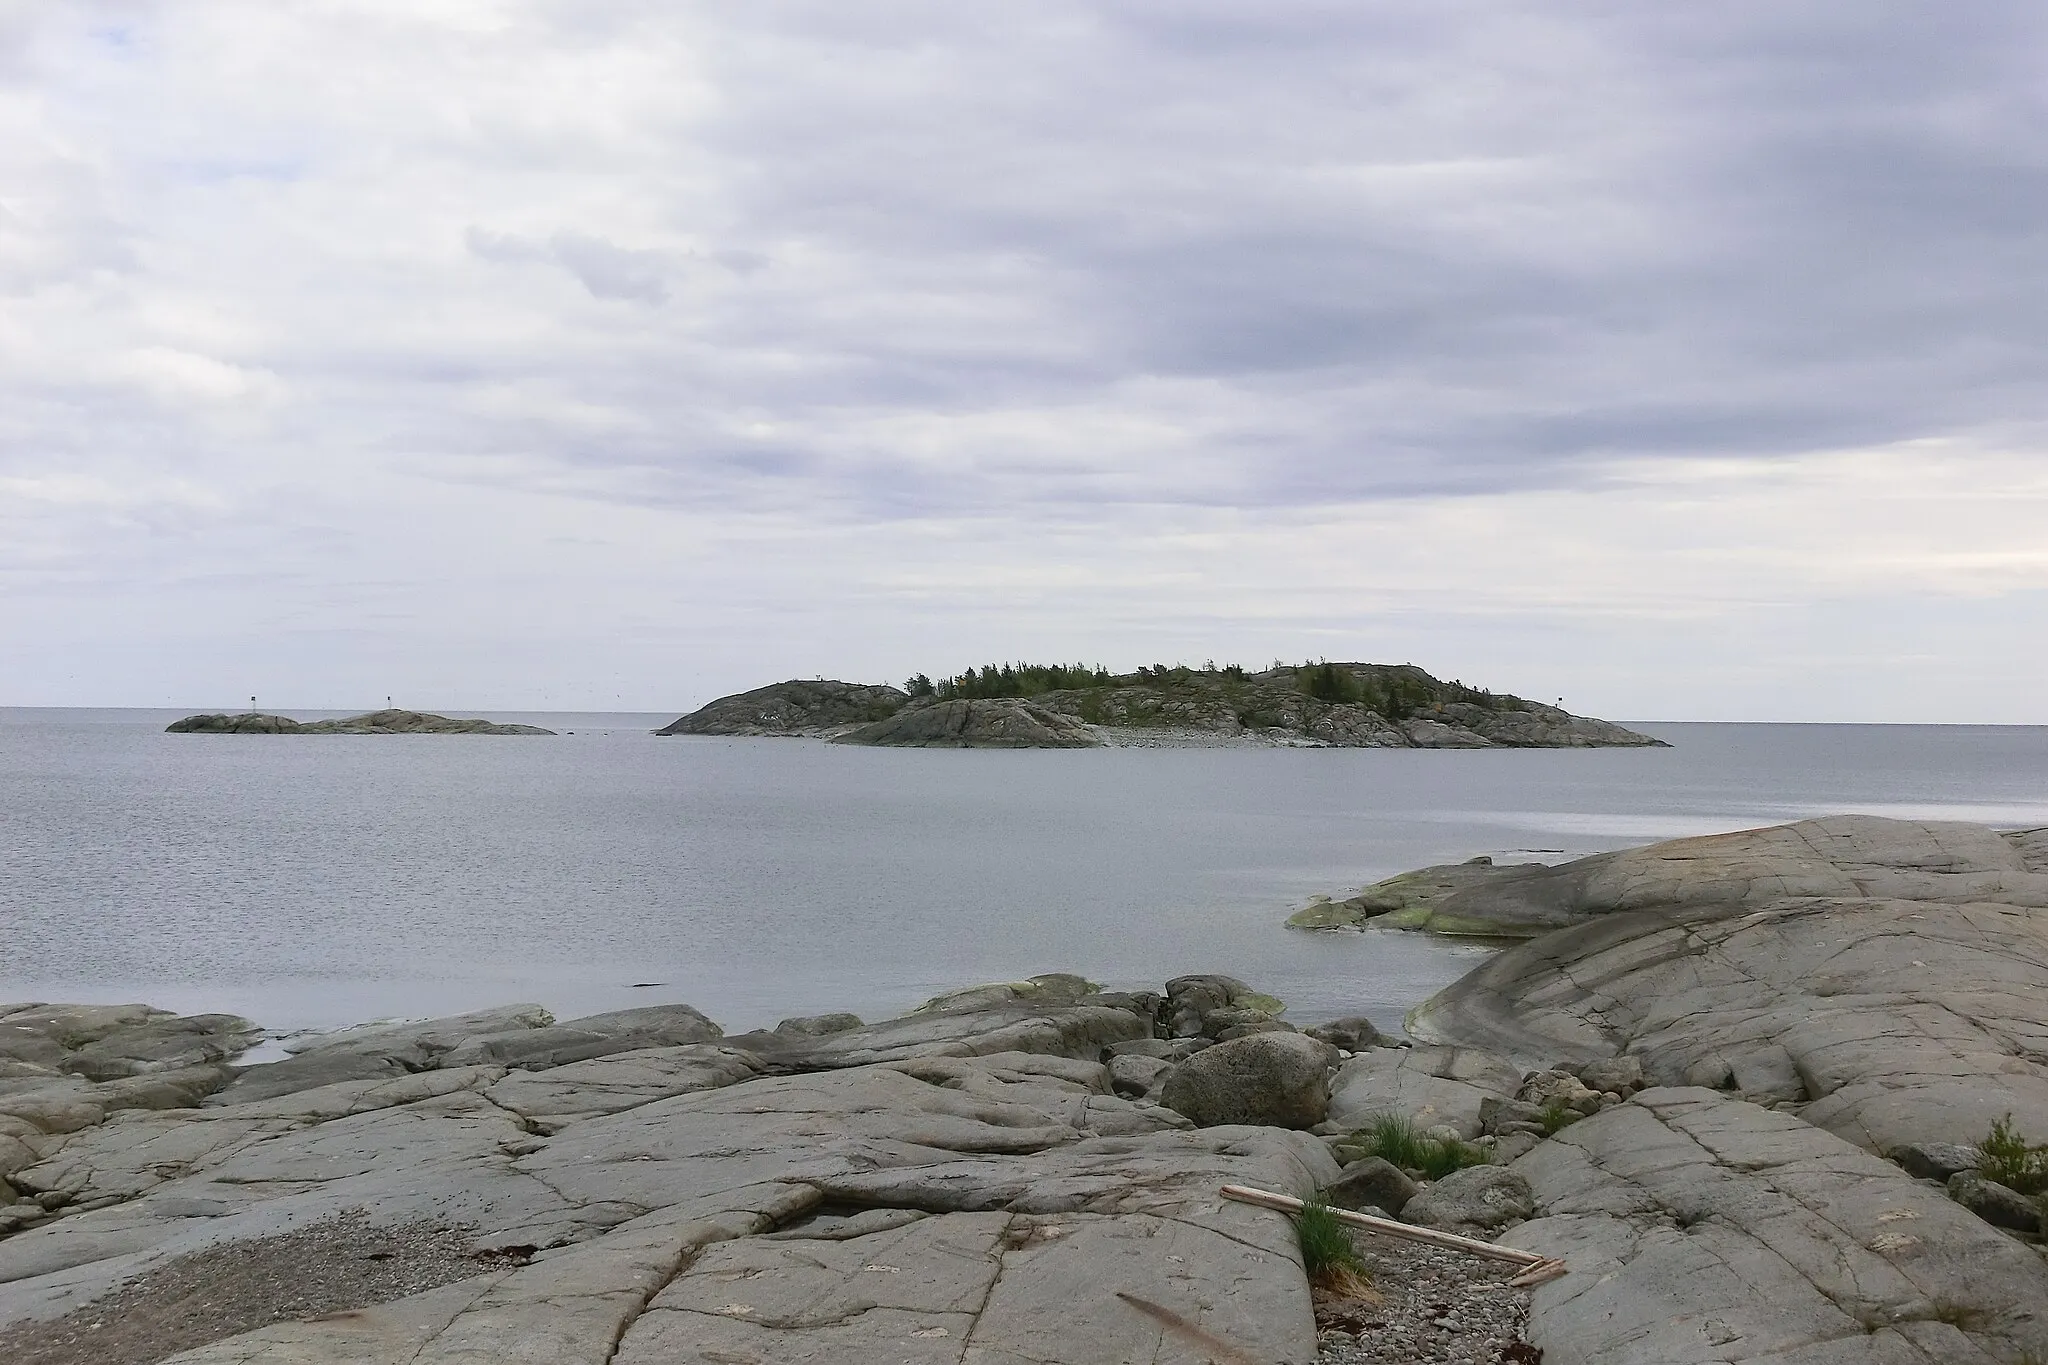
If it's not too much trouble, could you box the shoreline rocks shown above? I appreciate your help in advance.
[166,709,554,736]
[9,812,2047,1363]
[1376,813,2048,1363]
[0,975,1357,1365]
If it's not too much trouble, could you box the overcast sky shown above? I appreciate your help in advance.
[4,2,2046,720]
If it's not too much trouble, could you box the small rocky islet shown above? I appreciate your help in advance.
[165,708,554,736]
[3,815,2045,1363]
[657,662,1668,749]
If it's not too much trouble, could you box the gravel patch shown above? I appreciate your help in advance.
[0,1209,525,1365]
[1315,1226,1539,1365]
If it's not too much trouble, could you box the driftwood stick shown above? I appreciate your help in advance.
[1219,1184,1553,1269]
[1114,1292,1266,1365]
[1507,1258,1570,1289]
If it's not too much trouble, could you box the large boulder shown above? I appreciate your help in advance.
[1326,1043,1521,1139]
[657,680,908,736]
[1159,1032,1336,1128]
[832,698,1102,748]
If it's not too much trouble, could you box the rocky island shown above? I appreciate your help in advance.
[4,814,2045,1364]
[659,661,1666,749]
[166,709,555,736]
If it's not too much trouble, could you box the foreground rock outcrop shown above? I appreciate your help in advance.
[660,661,1666,749]
[166,710,553,736]
[0,983,1337,1365]
[1368,814,2048,1363]
[1401,816,2048,1163]
[1504,1088,2048,1364]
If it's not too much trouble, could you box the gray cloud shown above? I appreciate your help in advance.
[5,2,2048,712]
[466,227,671,304]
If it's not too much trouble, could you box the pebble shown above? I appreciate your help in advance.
[1314,1227,1536,1365]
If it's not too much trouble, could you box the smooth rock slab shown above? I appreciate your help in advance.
[1406,818,2048,1166]
[1501,1087,2048,1365]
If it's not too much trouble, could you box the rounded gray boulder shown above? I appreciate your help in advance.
[1159,1032,1336,1129]
[1401,1165,1535,1233]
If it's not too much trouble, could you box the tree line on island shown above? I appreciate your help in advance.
[903,659,1516,723]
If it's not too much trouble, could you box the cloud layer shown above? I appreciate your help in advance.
[5,2,2047,717]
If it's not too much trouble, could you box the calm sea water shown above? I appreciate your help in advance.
[3,711,2045,1036]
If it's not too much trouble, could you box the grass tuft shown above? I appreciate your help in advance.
[1355,1111,1488,1180]
[1294,1192,1371,1293]
[1539,1098,1580,1136]
[1979,1113,2048,1195]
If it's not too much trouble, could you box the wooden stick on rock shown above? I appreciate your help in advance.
[1219,1184,1561,1273]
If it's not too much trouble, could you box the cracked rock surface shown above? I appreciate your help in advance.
[0,990,1332,1365]
[1501,1087,2048,1364]
[1408,816,2048,1158]
[1388,815,2048,1364]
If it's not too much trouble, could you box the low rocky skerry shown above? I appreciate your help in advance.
[660,662,1666,749]
[166,709,554,736]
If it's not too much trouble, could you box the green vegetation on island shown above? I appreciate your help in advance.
[662,659,1667,748]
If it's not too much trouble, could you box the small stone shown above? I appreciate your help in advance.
[1305,1017,1384,1052]
[1573,1056,1645,1096]
[1107,1053,1171,1099]
[1947,1171,2042,1234]
[1892,1141,1982,1182]
[1326,1156,1419,1216]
